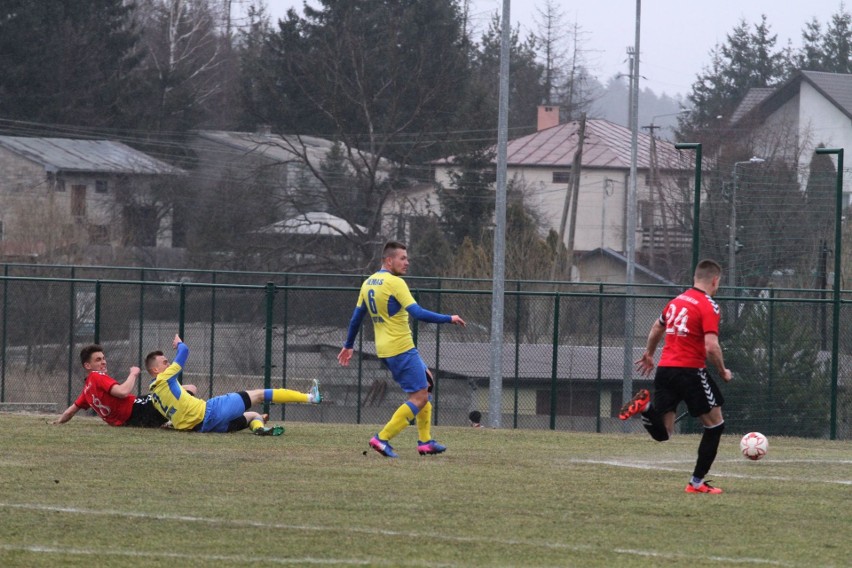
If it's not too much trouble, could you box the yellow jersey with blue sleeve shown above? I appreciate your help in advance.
[149,342,206,431]
[357,269,418,358]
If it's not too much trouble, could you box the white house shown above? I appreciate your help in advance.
[729,70,852,204]
[429,107,694,278]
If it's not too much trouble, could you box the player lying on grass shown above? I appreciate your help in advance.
[54,344,198,428]
[145,334,322,435]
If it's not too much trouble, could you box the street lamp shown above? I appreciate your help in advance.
[645,109,691,137]
[729,157,765,288]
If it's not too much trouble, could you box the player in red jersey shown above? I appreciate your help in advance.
[622,259,733,494]
[53,344,196,428]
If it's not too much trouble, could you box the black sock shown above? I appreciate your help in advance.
[641,406,669,441]
[693,422,725,479]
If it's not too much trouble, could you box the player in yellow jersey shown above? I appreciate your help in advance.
[146,334,322,434]
[338,241,465,458]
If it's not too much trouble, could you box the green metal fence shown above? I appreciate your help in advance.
[0,267,848,439]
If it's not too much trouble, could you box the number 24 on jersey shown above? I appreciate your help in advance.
[665,305,690,335]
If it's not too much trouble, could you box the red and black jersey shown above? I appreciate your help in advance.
[657,287,720,368]
[74,371,135,426]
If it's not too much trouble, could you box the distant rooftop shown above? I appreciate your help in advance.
[0,136,183,175]
[195,130,392,173]
[437,118,690,171]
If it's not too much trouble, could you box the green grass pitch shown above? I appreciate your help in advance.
[0,413,849,567]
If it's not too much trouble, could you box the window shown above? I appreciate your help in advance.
[0,220,4,241]
[552,171,571,184]
[638,200,656,228]
[95,180,108,194]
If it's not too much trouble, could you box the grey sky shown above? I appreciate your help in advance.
[261,0,844,97]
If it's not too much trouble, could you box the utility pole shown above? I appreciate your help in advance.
[551,113,586,282]
[622,0,641,425]
[565,113,587,274]
[642,123,660,271]
[488,0,511,429]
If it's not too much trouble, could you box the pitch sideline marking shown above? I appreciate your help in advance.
[571,459,852,485]
[0,502,797,566]
[0,544,408,566]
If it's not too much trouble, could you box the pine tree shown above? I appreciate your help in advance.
[0,0,143,128]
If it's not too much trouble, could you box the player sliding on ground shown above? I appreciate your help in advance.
[54,344,199,428]
[621,259,733,494]
[338,241,465,458]
[146,334,322,435]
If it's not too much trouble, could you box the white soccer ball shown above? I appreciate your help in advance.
[740,432,768,461]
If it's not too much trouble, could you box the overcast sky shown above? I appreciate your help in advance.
[260,0,846,97]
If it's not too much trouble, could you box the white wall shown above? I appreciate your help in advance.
[799,82,852,204]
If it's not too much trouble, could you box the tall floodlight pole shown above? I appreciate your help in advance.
[488,0,511,428]
[622,0,641,417]
[815,146,843,440]
[674,142,703,272]
[729,157,765,289]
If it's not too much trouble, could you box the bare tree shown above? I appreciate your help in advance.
[134,0,231,132]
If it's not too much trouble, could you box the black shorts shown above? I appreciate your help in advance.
[124,394,168,428]
[652,366,725,417]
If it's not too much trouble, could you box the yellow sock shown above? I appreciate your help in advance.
[378,402,417,441]
[269,388,308,404]
[416,401,432,442]
[248,417,264,432]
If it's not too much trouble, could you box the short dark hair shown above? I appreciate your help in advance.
[144,350,164,372]
[694,259,722,281]
[469,410,482,423]
[382,241,407,258]
[80,344,104,367]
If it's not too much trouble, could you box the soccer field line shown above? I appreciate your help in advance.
[0,543,429,566]
[571,459,852,485]
[0,502,798,566]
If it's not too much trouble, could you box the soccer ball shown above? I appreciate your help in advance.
[740,432,768,461]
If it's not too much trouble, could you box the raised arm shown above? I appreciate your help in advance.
[406,304,465,326]
[109,366,141,399]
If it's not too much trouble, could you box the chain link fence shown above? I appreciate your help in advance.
[0,266,848,439]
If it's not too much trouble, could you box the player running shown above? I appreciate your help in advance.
[338,241,465,458]
[622,259,733,494]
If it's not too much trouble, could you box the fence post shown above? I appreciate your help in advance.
[434,281,442,425]
[281,274,289,421]
[138,269,145,396]
[209,273,216,399]
[550,293,560,430]
[93,279,101,345]
[178,283,186,340]
[767,288,775,432]
[356,326,363,424]
[67,267,77,405]
[514,280,521,429]
[263,282,275,416]
[596,283,604,433]
[0,264,7,402]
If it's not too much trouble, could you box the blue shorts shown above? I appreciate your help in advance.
[382,348,428,393]
[198,392,249,433]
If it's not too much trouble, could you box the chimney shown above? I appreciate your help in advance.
[537,105,560,131]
